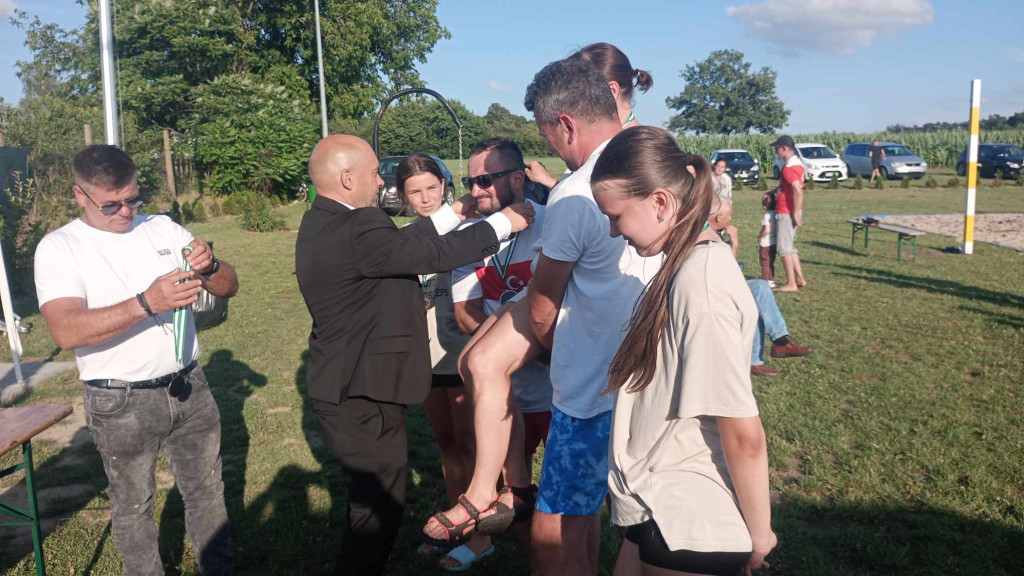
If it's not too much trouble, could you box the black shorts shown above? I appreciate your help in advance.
[430,373,463,388]
[625,520,750,575]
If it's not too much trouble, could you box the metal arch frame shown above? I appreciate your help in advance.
[372,88,463,158]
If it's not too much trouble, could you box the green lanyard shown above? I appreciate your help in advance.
[173,247,192,368]
[701,221,711,234]
[491,233,519,286]
[622,111,635,127]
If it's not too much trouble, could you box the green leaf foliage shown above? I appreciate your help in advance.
[854,174,864,189]
[191,74,319,196]
[901,176,911,189]
[666,50,790,136]
[236,189,285,232]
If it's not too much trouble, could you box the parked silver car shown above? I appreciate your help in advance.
[842,142,928,180]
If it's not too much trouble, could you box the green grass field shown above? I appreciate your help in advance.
[2,170,1023,575]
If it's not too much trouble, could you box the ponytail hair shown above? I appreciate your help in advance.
[591,126,713,394]
[576,42,653,102]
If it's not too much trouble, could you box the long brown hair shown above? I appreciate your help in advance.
[396,153,445,197]
[577,42,653,102]
[591,126,714,394]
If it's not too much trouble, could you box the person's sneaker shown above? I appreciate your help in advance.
[768,280,776,288]
[750,364,780,377]
[771,340,815,358]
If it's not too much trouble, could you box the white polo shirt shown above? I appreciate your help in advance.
[34,215,201,381]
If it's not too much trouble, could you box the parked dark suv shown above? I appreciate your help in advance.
[377,155,456,215]
[709,149,761,185]
[956,143,1023,179]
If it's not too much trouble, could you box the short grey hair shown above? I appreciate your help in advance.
[524,56,618,126]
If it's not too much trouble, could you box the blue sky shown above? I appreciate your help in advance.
[2,0,1023,134]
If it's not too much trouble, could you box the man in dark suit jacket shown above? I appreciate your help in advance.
[295,135,533,576]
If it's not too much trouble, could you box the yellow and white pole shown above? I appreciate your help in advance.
[963,79,981,255]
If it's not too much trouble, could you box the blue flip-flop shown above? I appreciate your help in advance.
[441,543,495,572]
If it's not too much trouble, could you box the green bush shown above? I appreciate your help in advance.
[181,201,196,223]
[805,177,815,190]
[946,176,960,188]
[926,177,938,189]
[756,177,768,191]
[171,200,183,224]
[269,194,282,208]
[1,174,47,300]
[221,195,241,215]
[192,199,208,222]
[829,173,839,189]
[992,171,1003,187]
[142,201,163,215]
[901,176,911,189]
[1017,175,1024,187]
[209,200,222,217]
[237,190,285,232]
[874,176,885,190]
[192,74,319,197]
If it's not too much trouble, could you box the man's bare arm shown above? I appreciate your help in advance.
[526,254,575,350]
[42,269,202,350]
[454,299,488,335]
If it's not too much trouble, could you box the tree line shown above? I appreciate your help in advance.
[887,111,1024,133]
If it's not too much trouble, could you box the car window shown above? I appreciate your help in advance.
[991,145,1024,157]
[799,146,837,159]
[379,159,402,175]
[883,146,914,157]
[720,152,754,163]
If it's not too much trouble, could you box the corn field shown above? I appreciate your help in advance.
[676,129,1024,172]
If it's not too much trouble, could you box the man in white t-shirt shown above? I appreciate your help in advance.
[34,145,239,575]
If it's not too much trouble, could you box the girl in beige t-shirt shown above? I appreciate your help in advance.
[591,127,777,576]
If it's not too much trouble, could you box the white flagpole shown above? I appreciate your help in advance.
[314,0,329,138]
[98,0,119,146]
[0,241,25,386]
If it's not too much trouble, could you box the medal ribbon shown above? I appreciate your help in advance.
[490,233,519,288]
[621,111,635,127]
[173,247,192,369]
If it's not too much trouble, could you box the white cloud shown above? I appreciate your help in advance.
[0,0,17,17]
[727,0,933,55]
[488,80,510,93]
[1009,48,1024,63]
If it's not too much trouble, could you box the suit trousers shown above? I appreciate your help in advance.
[313,396,408,576]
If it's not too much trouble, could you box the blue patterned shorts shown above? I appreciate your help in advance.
[536,406,612,516]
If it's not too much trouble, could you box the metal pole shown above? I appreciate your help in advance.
[963,79,981,255]
[313,0,329,138]
[0,240,25,386]
[98,0,119,146]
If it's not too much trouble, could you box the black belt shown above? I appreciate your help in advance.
[85,361,199,390]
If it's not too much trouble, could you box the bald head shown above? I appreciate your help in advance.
[308,135,383,207]
[709,195,733,230]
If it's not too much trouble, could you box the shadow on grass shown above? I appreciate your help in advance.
[770,496,1024,575]
[958,306,1024,330]
[805,240,865,257]
[805,260,1024,309]
[157,349,266,575]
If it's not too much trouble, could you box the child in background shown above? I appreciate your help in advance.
[759,191,778,287]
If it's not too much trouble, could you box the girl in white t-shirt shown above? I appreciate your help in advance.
[396,154,478,563]
[591,126,776,576]
[758,191,778,287]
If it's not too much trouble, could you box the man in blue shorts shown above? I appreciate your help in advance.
[523,56,662,575]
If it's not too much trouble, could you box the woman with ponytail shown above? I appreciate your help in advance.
[525,42,653,189]
[591,126,776,576]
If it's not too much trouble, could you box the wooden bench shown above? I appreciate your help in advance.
[848,218,926,263]
[0,405,74,576]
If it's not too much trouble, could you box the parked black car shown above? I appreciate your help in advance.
[709,149,761,185]
[956,143,1023,179]
[378,155,456,215]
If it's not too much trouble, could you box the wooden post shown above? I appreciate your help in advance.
[163,129,176,198]
[84,124,93,145]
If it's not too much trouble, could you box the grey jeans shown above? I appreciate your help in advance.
[83,366,233,575]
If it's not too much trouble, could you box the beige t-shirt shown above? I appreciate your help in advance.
[608,241,759,553]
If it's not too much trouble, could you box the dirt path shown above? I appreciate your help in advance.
[879,212,1024,251]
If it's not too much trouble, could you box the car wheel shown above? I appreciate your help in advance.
[773,166,780,180]
[956,162,965,177]
[879,167,889,181]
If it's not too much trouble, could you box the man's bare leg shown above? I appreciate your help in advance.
[791,253,807,286]
[776,255,800,292]
[531,511,601,576]
[423,298,543,539]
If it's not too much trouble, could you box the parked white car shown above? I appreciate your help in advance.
[773,143,848,182]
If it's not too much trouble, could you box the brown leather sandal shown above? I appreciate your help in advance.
[476,484,537,535]
[421,494,481,549]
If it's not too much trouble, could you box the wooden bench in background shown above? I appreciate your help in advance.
[848,218,926,263]
[0,405,74,576]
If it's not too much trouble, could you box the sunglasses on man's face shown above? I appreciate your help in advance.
[77,186,144,215]
[461,166,524,191]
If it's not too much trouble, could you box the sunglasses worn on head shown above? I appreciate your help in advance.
[461,166,524,191]
[78,186,144,215]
